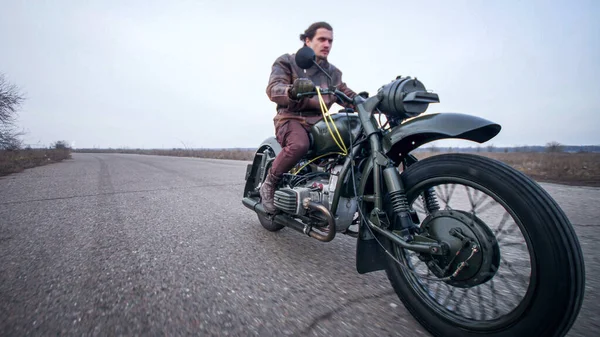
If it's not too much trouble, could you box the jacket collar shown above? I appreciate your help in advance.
[301,57,331,77]
[316,57,330,69]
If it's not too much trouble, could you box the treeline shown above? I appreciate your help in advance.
[0,73,72,176]
[417,143,600,154]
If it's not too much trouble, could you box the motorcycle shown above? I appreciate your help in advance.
[241,46,585,337]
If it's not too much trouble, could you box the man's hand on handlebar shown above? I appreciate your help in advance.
[288,78,315,99]
[294,87,356,107]
[288,79,357,107]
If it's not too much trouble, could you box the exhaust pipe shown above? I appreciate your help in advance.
[242,197,336,242]
[301,199,336,242]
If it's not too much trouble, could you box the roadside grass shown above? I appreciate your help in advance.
[74,148,255,161]
[74,148,600,187]
[0,148,72,177]
[413,151,600,187]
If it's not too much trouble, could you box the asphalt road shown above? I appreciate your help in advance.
[0,153,598,336]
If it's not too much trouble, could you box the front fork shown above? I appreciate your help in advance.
[366,150,445,255]
[403,154,440,214]
[377,152,442,235]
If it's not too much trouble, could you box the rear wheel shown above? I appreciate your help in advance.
[257,213,284,232]
[253,146,284,232]
[382,154,584,337]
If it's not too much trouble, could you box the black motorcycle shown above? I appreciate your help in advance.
[242,46,585,337]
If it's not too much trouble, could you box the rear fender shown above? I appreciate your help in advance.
[243,137,281,197]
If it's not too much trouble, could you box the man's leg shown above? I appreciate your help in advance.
[260,120,310,213]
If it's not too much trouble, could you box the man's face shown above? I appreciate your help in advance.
[306,28,333,60]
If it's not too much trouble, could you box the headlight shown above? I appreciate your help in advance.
[377,76,440,119]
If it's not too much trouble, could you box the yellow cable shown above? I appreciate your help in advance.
[291,151,345,175]
[289,88,350,175]
[316,88,342,152]
[318,88,346,154]
[316,87,348,154]
[325,95,347,154]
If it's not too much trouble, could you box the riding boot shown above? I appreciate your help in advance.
[259,170,281,214]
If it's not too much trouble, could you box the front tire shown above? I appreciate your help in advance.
[384,154,585,337]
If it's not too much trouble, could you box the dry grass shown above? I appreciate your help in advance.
[0,148,72,176]
[75,148,255,161]
[414,151,600,187]
[75,148,600,187]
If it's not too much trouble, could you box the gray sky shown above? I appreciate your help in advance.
[1,0,598,149]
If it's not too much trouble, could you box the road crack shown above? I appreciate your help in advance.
[295,289,397,336]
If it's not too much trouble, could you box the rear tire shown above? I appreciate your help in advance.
[384,154,584,337]
[252,145,284,232]
[258,213,284,232]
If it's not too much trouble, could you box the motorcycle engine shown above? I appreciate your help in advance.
[273,165,358,231]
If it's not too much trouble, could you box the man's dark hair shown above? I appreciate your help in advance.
[299,22,333,44]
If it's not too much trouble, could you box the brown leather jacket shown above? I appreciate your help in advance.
[266,53,357,130]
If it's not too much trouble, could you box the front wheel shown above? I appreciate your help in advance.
[383,154,584,337]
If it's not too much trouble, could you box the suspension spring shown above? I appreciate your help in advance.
[389,190,410,213]
[423,188,440,213]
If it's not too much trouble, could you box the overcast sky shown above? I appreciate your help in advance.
[1,0,598,149]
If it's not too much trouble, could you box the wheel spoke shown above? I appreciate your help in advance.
[495,273,525,307]
[451,288,469,314]
[474,197,498,215]
[434,280,443,302]
[496,222,519,243]
[442,286,456,308]
[399,180,532,325]
[467,288,477,319]
[477,285,486,320]
[440,184,449,203]
[446,184,457,207]
[501,258,530,285]
[489,279,500,317]
[437,184,457,209]
[412,197,427,215]
[466,186,487,212]
[435,185,447,207]
[499,240,527,250]
[493,212,511,236]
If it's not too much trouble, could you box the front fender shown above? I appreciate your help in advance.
[355,113,500,274]
[383,112,501,163]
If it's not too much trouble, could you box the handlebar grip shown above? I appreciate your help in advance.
[296,92,316,98]
[296,90,332,99]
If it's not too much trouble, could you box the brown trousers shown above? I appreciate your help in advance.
[270,119,311,177]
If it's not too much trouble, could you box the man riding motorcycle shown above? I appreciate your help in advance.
[261,21,357,213]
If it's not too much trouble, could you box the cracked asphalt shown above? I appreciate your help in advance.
[0,153,598,336]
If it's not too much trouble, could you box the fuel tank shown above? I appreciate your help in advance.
[308,113,362,158]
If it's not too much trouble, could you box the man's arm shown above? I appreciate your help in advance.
[337,81,358,109]
[333,68,358,109]
[266,55,312,112]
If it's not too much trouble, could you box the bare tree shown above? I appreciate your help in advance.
[546,141,564,153]
[0,73,25,150]
[53,140,71,149]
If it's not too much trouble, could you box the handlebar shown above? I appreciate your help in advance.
[296,88,355,105]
